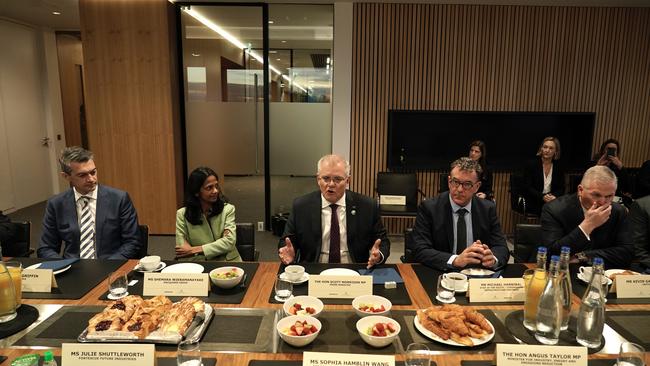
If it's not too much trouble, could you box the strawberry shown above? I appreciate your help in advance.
[294,303,302,310]
[386,322,396,332]
[376,323,385,332]
[306,307,315,314]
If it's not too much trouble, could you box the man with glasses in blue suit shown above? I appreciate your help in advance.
[411,157,509,271]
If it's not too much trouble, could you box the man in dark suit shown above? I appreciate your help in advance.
[278,154,389,267]
[630,194,650,273]
[37,146,141,259]
[411,157,509,271]
[541,165,633,268]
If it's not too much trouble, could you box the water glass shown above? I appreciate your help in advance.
[405,342,430,366]
[618,342,645,366]
[108,272,129,299]
[274,275,293,302]
[177,339,202,366]
[0,263,17,323]
[436,274,455,303]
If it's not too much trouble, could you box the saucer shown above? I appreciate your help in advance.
[280,272,310,284]
[107,292,129,300]
[435,295,456,303]
[134,262,167,273]
[274,294,294,303]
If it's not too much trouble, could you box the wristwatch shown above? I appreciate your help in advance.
[575,251,590,264]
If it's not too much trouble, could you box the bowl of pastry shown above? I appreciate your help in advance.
[209,266,245,289]
[356,315,400,348]
[277,315,321,347]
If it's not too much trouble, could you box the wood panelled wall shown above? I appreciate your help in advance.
[79,0,183,234]
[350,4,650,236]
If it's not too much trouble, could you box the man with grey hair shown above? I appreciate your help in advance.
[541,165,633,268]
[411,157,509,271]
[278,154,390,267]
[38,146,142,259]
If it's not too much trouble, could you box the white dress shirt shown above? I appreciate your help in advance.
[318,193,351,263]
[542,164,553,194]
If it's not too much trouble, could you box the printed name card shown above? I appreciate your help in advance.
[496,344,587,366]
[468,278,525,303]
[303,351,394,366]
[22,268,56,292]
[62,343,154,366]
[616,275,650,298]
[309,275,372,298]
[379,195,406,205]
[143,272,209,297]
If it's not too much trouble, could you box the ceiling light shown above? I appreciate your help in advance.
[52,11,61,15]
[281,40,287,43]
[276,58,281,61]
[268,20,274,24]
[191,53,201,57]
[269,50,277,54]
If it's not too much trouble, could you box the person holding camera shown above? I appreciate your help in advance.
[590,138,631,205]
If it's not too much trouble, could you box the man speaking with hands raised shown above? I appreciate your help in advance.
[411,157,509,271]
[541,165,633,268]
[278,154,389,268]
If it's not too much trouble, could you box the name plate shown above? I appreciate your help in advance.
[468,278,525,303]
[308,275,372,298]
[497,344,587,366]
[379,195,406,205]
[22,269,55,292]
[616,275,650,298]
[62,343,154,366]
[143,273,209,297]
[303,351,394,366]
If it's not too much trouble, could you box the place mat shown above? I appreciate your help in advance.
[504,309,604,354]
[271,263,411,305]
[198,308,276,352]
[13,306,101,347]
[0,355,6,364]
[461,360,613,366]
[99,261,259,304]
[0,304,39,339]
[17,258,126,300]
[412,263,528,305]
[605,311,650,350]
[393,309,515,352]
[569,264,650,304]
[32,357,216,366]
[249,362,408,366]
[277,310,398,354]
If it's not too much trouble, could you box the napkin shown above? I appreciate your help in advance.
[357,267,404,284]
[37,258,79,271]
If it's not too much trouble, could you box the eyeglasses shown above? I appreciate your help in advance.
[449,177,477,190]
[319,176,347,184]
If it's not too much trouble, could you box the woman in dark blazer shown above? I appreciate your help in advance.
[468,140,494,200]
[522,136,565,215]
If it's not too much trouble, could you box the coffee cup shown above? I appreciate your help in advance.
[579,266,610,285]
[284,265,305,281]
[443,272,468,291]
[139,255,161,271]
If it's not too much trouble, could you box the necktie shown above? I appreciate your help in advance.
[456,208,467,254]
[329,204,340,263]
[79,196,96,259]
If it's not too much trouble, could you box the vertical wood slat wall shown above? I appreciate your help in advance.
[79,0,183,234]
[350,4,650,236]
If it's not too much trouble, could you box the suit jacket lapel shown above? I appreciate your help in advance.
[95,186,107,250]
[345,191,357,249]
[443,194,454,252]
[310,193,322,252]
[568,195,585,227]
[64,189,81,243]
[471,197,480,242]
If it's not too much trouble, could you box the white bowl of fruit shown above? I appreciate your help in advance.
[209,266,244,289]
[276,315,322,347]
[352,295,392,317]
[283,295,324,318]
[355,315,400,348]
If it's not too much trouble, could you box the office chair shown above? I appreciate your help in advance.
[236,223,259,261]
[512,223,542,263]
[2,221,32,257]
[137,224,149,258]
[376,172,423,217]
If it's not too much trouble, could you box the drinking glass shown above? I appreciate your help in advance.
[177,339,202,366]
[274,275,293,302]
[618,342,645,366]
[108,272,129,299]
[436,274,455,303]
[405,342,430,366]
[5,261,22,308]
[0,263,17,323]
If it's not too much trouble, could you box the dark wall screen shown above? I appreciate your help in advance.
[387,110,595,171]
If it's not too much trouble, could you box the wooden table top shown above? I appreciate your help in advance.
[2,260,647,365]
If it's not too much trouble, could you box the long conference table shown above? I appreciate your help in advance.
[1,259,649,366]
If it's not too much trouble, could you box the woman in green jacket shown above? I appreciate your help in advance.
[175,167,242,262]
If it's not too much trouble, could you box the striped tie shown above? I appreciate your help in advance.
[79,196,95,259]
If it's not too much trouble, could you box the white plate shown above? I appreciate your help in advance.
[26,263,72,275]
[460,268,495,277]
[413,312,495,347]
[161,263,205,274]
[319,268,360,276]
[280,272,310,284]
[133,262,167,273]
